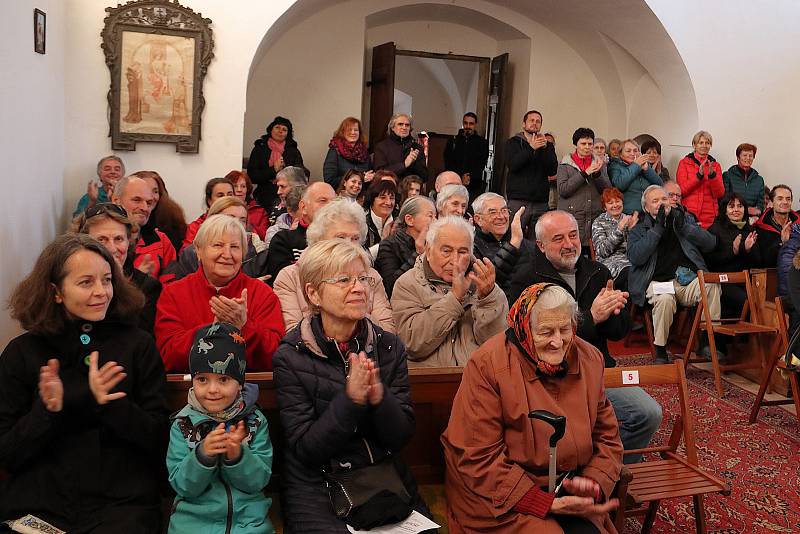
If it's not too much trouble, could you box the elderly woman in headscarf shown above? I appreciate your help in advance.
[442,283,623,533]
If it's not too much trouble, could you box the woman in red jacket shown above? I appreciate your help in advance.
[156,214,284,372]
[676,130,724,228]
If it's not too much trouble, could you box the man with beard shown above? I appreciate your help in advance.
[444,112,489,200]
[755,184,799,267]
[112,175,176,280]
[509,210,660,464]
[628,185,720,364]
[505,110,558,238]
[73,155,125,217]
[373,113,429,181]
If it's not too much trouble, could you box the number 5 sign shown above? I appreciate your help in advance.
[622,370,640,385]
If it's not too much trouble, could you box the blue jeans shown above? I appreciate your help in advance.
[605,387,662,464]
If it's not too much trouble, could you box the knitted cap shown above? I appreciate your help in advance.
[189,323,247,384]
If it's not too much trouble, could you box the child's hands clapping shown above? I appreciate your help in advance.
[225,420,247,462]
[202,423,228,457]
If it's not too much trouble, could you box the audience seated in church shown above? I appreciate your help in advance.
[155,215,284,372]
[628,185,720,364]
[609,139,663,214]
[166,196,268,282]
[373,113,429,181]
[364,179,397,255]
[556,127,611,248]
[676,130,724,229]
[723,143,765,218]
[265,181,335,283]
[167,322,274,534]
[0,234,168,532]
[471,192,531,295]
[335,169,364,202]
[76,202,161,334]
[272,239,435,533]
[441,284,622,533]
[72,155,125,217]
[323,116,373,190]
[436,184,469,218]
[641,138,670,182]
[375,196,436,298]
[265,183,305,249]
[264,165,308,229]
[247,115,307,212]
[591,187,637,292]
[273,199,394,333]
[505,110,558,238]
[134,170,187,254]
[391,216,508,367]
[443,111,490,202]
[754,184,798,268]
[182,177,234,253]
[510,210,661,463]
[397,174,424,208]
[112,175,176,280]
[226,169,269,240]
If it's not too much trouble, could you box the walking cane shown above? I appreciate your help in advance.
[528,410,567,492]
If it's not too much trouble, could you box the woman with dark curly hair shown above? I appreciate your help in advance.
[247,116,307,211]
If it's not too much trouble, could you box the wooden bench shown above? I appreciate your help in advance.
[166,367,463,485]
[605,363,730,534]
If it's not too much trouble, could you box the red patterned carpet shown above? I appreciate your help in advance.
[615,351,800,533]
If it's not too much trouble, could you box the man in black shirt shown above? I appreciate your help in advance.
[628,185,719,363]
[444,112,489,201]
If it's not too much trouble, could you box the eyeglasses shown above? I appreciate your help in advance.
[85,203,128,219]
[482,207,510,218]
[320,274,377,289]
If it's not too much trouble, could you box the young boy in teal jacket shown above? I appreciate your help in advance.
[167,322,274,533]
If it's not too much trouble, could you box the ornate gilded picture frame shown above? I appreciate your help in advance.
[101,0,214,153]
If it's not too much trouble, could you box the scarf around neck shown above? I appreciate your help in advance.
[188,387,246,423]
[267,137,286,168]
[330,137,369,163]
[507,282,572,377]
[571,151,593,173]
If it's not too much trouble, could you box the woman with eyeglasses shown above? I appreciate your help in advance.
[272,239,434,533]
[273,198,394,332]
[155,214,284,372]
[76,203,162,334]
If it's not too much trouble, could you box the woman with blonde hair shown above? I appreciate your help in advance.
[676,130,724,228]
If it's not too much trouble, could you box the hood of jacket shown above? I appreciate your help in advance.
[282,315,381,363]
[173,382,260,424]
[754,208,800,234]
[683,152,717,166]
[725,164,761,181]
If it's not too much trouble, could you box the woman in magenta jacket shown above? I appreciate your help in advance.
[676,130,725,228]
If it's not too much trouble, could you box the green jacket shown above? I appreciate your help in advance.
[167,400,274,534]
[608,157,663,214]
[722,164,765,211]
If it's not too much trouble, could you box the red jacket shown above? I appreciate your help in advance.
[134,228,177,280]
[247,199,269,239]
[155,268,284,372]
[676,153,724,228]
[181,213,207,253]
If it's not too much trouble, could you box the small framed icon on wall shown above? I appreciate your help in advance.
[34,8,46,54]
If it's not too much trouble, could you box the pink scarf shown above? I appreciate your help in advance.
[267,138,285,168]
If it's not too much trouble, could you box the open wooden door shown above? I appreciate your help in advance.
[368,42,396,149]
[484,53,508,194]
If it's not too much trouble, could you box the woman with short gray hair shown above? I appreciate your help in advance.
[436,184,469,218]
[373,113,428,181]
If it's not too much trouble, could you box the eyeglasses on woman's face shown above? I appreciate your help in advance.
[320,274,376,290]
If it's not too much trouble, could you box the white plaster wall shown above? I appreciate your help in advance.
[0,0,66,346]
[647,0,800,187]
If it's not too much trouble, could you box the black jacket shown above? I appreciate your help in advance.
[707,217,761,273]
[375,228,418,297]
[504,133,558,203]
[373,133,428,181]
[272,317,430,533]
[323,147,371,191]
[265,223,308,284]
[247,135,306,210]
[473,227,531,295]
[129,267,162,335]
[444,130,489,198]
[0,320,169,530]
[365,210,388,250]
[508,247,630,368]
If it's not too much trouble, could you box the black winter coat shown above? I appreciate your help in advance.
[444,130,489,199]
[265,223,308,285]
[247,135,306,210]
[707,217,761,273]
[129,267,162,335]
[323,147,371,191]
[504,133,558,203]
[272,317,431,533]
[473,227,531,295]
[508,248,630,368]
[373,133,428,181]
[0,319,169,531]
[375,228,418,297]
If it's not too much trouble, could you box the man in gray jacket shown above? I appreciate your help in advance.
[628,185,720,363]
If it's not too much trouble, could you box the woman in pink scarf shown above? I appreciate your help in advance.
[246,115,306,212]
[676,130,724,228]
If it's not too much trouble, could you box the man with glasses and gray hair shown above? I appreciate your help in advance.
[391,215,507,367]
[373,113,429,181]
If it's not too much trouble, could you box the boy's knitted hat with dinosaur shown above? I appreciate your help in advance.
[190,322,247,384]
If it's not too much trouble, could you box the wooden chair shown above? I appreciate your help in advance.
[624,303,657,358]
[749,296,800,423]
[606,363,731,533]
[681,270,776,398]
[588,238,597,261]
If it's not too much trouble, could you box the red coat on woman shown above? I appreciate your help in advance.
[180,213,207,253]
[155,268,284,372]
[676,153,724,228]
[247,199,269,239]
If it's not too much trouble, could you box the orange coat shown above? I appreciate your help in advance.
[441,333,623,533]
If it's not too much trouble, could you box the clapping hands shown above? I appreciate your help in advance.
[38,359,63,412]
[346,352,383,406]
[590,279,628,324]
[211,289,248,329]
[202,421,248,461]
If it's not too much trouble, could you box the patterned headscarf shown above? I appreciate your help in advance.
[507,283,572,377]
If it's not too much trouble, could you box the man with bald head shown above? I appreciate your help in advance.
[430,171,462,200]
[112,175,176,279]
[510,210,661,463]
[628,184,719,363]
[265,181,335,282]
